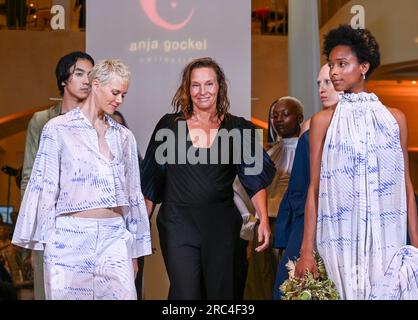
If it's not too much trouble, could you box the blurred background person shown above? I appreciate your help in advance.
[244,96,303,300]
[273,63,340,299]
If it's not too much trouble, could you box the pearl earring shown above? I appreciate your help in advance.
[362,73,366,80]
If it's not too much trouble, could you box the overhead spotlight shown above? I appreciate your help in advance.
[412,81,417,85]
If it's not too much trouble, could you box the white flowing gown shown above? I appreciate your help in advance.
[317,92,418,300]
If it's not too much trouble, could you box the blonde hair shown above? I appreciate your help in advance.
[89,59,131,86]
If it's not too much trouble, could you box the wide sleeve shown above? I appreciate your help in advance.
[235,118,276,199]
[20,113,43,197]
[12,123,60,250]
[141,114,171,203]
[122,132,152,258]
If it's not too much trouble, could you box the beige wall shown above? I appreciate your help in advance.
[409,153,418,194]
[252,35,288,124]
[367,81,418,149]
[367,80,418,192]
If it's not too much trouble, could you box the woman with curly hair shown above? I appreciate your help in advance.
[295,25,418,300]
[141,57,275,299]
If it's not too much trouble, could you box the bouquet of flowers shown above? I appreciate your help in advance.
[280,252,339,300]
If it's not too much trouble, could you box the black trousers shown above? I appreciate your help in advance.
[157,203,242,300]
[235,238,249,300]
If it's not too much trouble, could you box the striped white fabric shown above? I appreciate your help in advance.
[44,216,136,300]
[317,92,417,300]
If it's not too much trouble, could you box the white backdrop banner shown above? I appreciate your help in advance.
[87,0,251,154]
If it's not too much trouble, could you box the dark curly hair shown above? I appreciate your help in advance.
[323,25,380,79]
[55,51,95,96]
[172,57,230,120]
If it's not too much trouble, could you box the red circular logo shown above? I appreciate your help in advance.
[139,0,195,31]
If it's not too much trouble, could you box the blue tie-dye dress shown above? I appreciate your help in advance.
[317,92,418,300]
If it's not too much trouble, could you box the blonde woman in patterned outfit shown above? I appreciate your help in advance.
[12,59,152,300]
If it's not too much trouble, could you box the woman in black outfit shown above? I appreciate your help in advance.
[141,57,275,300]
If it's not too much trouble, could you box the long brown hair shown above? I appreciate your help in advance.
[171,57,230,120]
